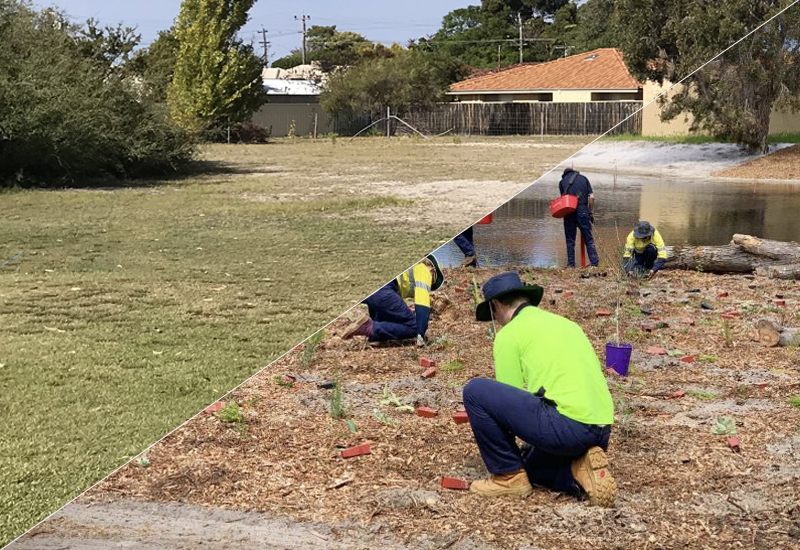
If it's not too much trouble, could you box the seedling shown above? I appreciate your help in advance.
[136,453,150,468]
[722,320,733,348]
[698,355,718,364]
[373,408,395,427]
[788,397,800,409]
[442,359,464,372]
[330,373,347,419]
[687,389,719,400]
[345,419,358,433]
[218,402,243,424]
[301,329,325,368]
[274,375,294,388]
[379,385,414,413]
[712,416,737,436]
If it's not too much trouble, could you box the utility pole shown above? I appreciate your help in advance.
[497,44,501,69]
[517,12,524,64]
[295,13,311,64]
[258,27,270,67]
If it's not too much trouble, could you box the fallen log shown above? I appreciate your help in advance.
[754,263,800,280]
[732,234,800,262]
[664,244,771,273]
[755,319,800,347]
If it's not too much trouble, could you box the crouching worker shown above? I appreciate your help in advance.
[463,272,617,506]
[623,221,667,278]
[343,255,444,346]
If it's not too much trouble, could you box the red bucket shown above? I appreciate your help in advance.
[549,195,578,218]
[477,213,493,225]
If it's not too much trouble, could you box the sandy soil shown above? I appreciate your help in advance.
[14,267,800,550]
[566,141,795,179]
[715,144,800,180]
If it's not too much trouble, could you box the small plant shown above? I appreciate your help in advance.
[287,120,297,139]
[452,135,462,144]
[273,375,294,388]
[442,359,464,372]
[379,385,414,412]
[301,329,325,368]
[330,372,347,419]
[688,389,719,400]
[373,408,395,427]
[722,320,733,348]
[219,402,243,424]
[788,396,800,409]
[136,452,150,468]
[698,354,718,363]
[471,275,481,306]
[712,416,737,435]
[731,385,753,398]
[345,419,358,433]
[429,335,452,350]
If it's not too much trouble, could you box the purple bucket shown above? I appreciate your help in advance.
[605,342,632,376]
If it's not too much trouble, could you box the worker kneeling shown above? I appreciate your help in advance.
[623,221,667,278]
[343,255,444,346]
[464,272,617,506]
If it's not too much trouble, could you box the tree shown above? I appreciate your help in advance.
[128,28,179,102]
[320,50,467,118]
[272,52,303,69]
[167,0,267,135]
[615,0,800,152]
[0,1,193,186]
[305,25,370,71]
[482,0,570,20]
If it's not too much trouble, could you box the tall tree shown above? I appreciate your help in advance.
[129,28,179,102]
[320,50,467,118]
[167,0,267,134]
[615,0,800,152]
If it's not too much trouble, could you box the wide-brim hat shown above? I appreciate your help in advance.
[475,272,543,322]
[634,221,655,239]
[425,254,444,291]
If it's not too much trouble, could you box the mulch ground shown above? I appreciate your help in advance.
[83,267,800,550]
[715,144,800,180]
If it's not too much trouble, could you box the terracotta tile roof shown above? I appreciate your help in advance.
[450,49,641,93]
[465,62,540,81]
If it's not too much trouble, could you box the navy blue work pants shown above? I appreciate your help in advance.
[454,227,476,259]
[363,283,416,342]
[463,378,610,494]
[563,210,599,267]
[624,244,657,273]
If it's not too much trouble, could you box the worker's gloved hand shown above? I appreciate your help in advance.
[416,335,426,348]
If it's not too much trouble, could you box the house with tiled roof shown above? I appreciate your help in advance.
[449,48,643,104]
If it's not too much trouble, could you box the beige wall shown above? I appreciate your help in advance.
[642,80,800,136]
[452,89,638,103]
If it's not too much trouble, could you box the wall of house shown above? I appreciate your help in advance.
[642,80,800,136]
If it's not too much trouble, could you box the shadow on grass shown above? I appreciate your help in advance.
[1,155,286,193]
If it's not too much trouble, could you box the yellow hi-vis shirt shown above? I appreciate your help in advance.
[493,306,614,425]
[396,263,432,308]
[623,229,667,260]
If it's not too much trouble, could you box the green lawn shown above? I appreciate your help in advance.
[0,135,590,545]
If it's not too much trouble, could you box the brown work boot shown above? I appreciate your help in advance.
[342,313,373,340]
[469,470,533,498]
[460,255,477,268]
[571,446,617,507]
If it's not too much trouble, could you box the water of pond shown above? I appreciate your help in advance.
[434,171,800,268]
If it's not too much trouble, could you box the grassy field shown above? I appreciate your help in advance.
[0,135,589,545]
[602,132,800,145]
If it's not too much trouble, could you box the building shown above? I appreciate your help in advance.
[262,78,321,104]
[449,49,643,104]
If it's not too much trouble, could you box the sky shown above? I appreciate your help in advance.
[34,0,472,62]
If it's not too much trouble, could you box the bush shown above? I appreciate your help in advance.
[0,2,195,186]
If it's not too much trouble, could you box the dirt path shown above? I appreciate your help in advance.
[13,500,500,550]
